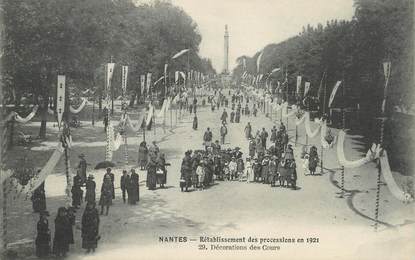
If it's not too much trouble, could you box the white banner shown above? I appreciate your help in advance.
[121,66,128,97]
[256,51,264,73]
[146,73,152,94]
[296,76,302,94]
[69,98,88,114]
[56,75,66,127]
[140,75,146,95]
[106,63,115,96]
[304,82,311,97]
[328,81,342,108]
[172,49,189,59]
[175,71,179,84]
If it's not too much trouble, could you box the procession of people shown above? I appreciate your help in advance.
[31,85,327,258]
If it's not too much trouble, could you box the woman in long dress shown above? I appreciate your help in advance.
[138,141,149,170]
[245,158,254,183]
[128,169,139,204]
[85,175,96,205]
[146,156,158,190]
[53,207,71,257]
[35,211,51,257]
[99,175,113,215]
[82,202,100,253]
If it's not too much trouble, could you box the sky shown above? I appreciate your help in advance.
[172,0,355,72]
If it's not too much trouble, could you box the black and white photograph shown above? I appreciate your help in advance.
[0,0,414,259]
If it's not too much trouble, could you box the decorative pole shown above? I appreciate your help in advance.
[1,169,7,252]
[374,61,391,232]
[340,74,346,198]
[285,70,289,131]
[92,95,95,126]
[320,71,327,175]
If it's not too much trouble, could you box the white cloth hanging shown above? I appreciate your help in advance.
[14,105,39,123]
[380,150,413,202]
[295,113,306,126]
[304,112,321,138]
[69,98,88,114]
[336,130,376,168]
[8,142,64,197]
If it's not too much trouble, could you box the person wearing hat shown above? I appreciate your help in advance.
[245,158,254,183]
[77,153,88,184]
[270,126,277,144]
[103,168,115,199]
[220,109,228,125]
[269,156,278,187]
[71,170,84,209]
[196,160,205,190]
[260,128,269,150]
[192,113,198,130]
[82,202,100,253]
[308,146,319,175]
[149,141,160,160]
[203,127,213,151]
[180,150,193,191]
[228,157,237,181]
[236,157,245,181]
[53,207,71,257]
[230,109,235,123]
[128,169,139,203]
[99,175,113,215]
[157,153,170,188]
[35,210,51,257]
[85,174,96,205]
[120,170,130,204]
[220,122,228,145]
[146,155,158,190]
[138,141,149,170]
[261,156,270,184]
[31,180,46,213]
[244,122,252,140]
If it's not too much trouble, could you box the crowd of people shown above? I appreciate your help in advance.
[29,86,325,258]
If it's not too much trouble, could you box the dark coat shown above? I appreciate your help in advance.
[36,219,50,257]
[128,173,139,203]
[85,179,96,205]
[31,182,46,213]
[146,159,158,189]
[99,180,113,206]
[138,145,149,167]
[53,216,71,255]
[81,208,100,249]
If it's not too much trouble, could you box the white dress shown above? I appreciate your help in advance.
[245,162,254,182]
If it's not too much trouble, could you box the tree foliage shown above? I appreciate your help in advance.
[2,0,215,104]
[234,0,413,120]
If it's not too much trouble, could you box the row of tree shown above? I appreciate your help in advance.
[234,0,413,137]
[2,0,216,137]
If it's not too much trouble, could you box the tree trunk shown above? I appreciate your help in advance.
[38,98,48,139]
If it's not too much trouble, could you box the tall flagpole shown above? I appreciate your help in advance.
[374,61,391,232]
[320,70,327,175]
[340,74,347,199]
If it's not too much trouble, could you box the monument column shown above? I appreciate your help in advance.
[223,25,229,74]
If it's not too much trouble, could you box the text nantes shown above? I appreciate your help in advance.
[159,236,188,243]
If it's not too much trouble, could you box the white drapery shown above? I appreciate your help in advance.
[7,143,64,197]
[69,98,88,114]
[146,105,154,127]
[281,103,297,118]
[14,105,39,123]
[304,112,321,138]
[380,150,413,202]
[336,130,375,168]
[295,113,306,126]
